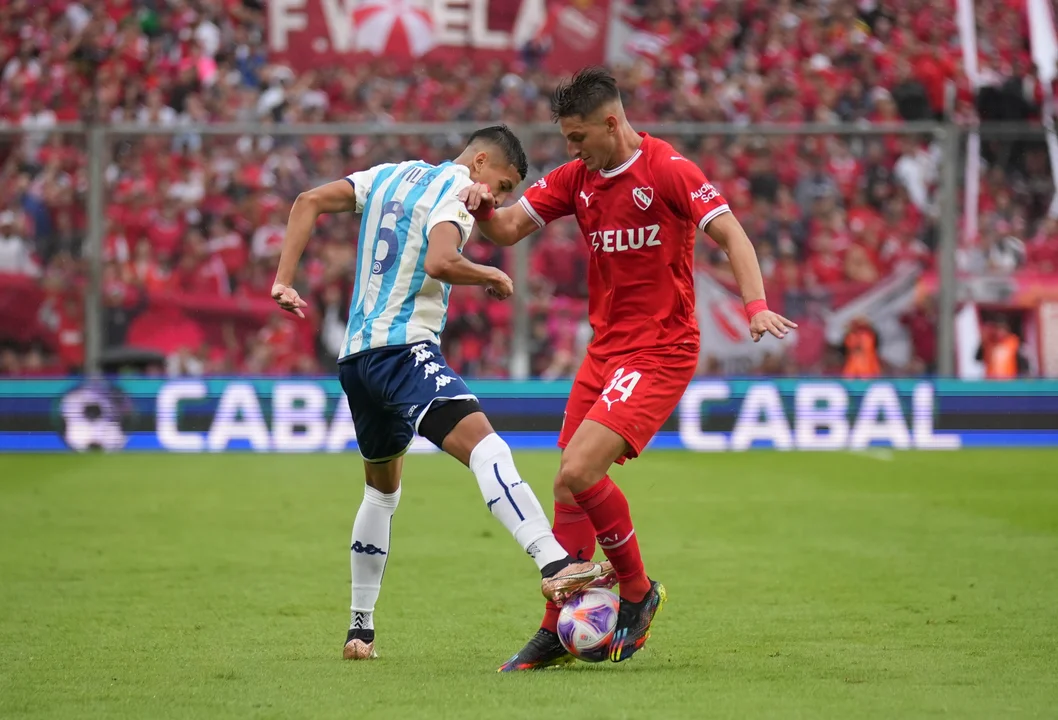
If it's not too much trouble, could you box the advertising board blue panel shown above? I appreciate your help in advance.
[1,378,1056,453]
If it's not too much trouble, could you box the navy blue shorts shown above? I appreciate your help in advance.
[338,342,476,463]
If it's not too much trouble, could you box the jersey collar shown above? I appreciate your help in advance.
[599,133,649,178]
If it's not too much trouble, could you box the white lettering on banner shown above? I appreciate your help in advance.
[678,381,730,451]
[272,383,328,451]
[208,384,271,451]
[912,384,961,449]
[268,0,310,52]
[469,0,509,49]
[794,383,850,450]
[155,381,442,454]
[325,402,359,452]
[848,384,911,450]
[433,0,471,45]
[157,381,207,452]
[270,0,546,54]
[678,381,961,451]
[320,0,356,51]
[731,384,794,450]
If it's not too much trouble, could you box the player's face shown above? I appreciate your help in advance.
[470,151,521,205]
[559,110,616,172]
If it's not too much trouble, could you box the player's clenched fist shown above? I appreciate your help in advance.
[485,267,514,300]
[749,310,797,342]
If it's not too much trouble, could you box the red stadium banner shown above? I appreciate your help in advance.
[267,0,610,74]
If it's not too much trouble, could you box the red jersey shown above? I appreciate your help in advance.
[520,134,729,356]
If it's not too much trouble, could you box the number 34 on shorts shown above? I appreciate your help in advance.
[562,350,696,459]
[600,367,642,410]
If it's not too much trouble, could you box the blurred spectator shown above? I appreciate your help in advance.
[901,296,937,374]
[841,317,882,378]
[0,210,40,276]
[976,318,1029,379]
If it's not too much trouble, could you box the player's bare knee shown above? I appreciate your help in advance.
[556,456,599,495]
[552,471,568,497]
[552,471,579,504]
[443,411,493,461]
[363,459,402,494]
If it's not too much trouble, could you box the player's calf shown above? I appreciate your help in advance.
[423,403,572,570]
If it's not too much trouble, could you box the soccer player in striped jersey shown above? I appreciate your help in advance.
[270,126,614,661]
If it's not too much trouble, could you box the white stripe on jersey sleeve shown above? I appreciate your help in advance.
[697,204,731,232]
[368,165,459,345]
[518,196,546,228]
[345,162,398,214]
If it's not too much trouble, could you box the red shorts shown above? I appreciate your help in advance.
[558,347,698,463]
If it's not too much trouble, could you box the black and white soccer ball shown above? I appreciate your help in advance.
[59,383,130,452]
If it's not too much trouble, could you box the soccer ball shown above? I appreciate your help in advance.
[556,588,619,662]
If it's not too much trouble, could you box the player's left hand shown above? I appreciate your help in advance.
[271,282,307,319]
[750,310,797,342]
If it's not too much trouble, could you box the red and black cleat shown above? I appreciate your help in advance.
[497,628,576,672]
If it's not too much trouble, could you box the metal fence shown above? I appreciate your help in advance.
[2,120,1054,379]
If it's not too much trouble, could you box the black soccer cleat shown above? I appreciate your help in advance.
[608,579,667,663]
[497,628,576,672]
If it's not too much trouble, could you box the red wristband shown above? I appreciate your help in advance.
[745,299,768,320]
[469,204,494,222]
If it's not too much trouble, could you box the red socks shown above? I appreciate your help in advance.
[540,476,650,634]
[541,501,598,632]
[553,500,598,562]
[574,476,650,603]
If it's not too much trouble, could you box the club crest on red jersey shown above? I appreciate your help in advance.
[632,186,654,211]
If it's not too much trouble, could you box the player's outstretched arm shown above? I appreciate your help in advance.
[424,222,514,299]
[271,180,357,317]
[459,183,539,247]
[706,211,798,342]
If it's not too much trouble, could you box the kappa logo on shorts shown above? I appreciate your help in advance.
[600,367,642,410]
[411,342,434,366]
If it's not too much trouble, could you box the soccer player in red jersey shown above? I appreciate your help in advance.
[461,68,797,670]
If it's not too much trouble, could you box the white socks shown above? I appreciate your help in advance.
[469,433,567,570]
[349,435,567,632]
[349,483,401,629]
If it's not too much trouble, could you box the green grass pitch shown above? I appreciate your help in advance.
[2,450,1057,719]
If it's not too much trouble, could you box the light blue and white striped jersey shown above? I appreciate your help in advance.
[339,160,476,360]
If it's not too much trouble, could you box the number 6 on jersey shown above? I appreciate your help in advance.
[600,367,641,411]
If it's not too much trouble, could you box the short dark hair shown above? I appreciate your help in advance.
[550,66,620,121]
[467,124,528,180]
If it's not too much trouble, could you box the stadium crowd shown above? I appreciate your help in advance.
[0,0,1055,378]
